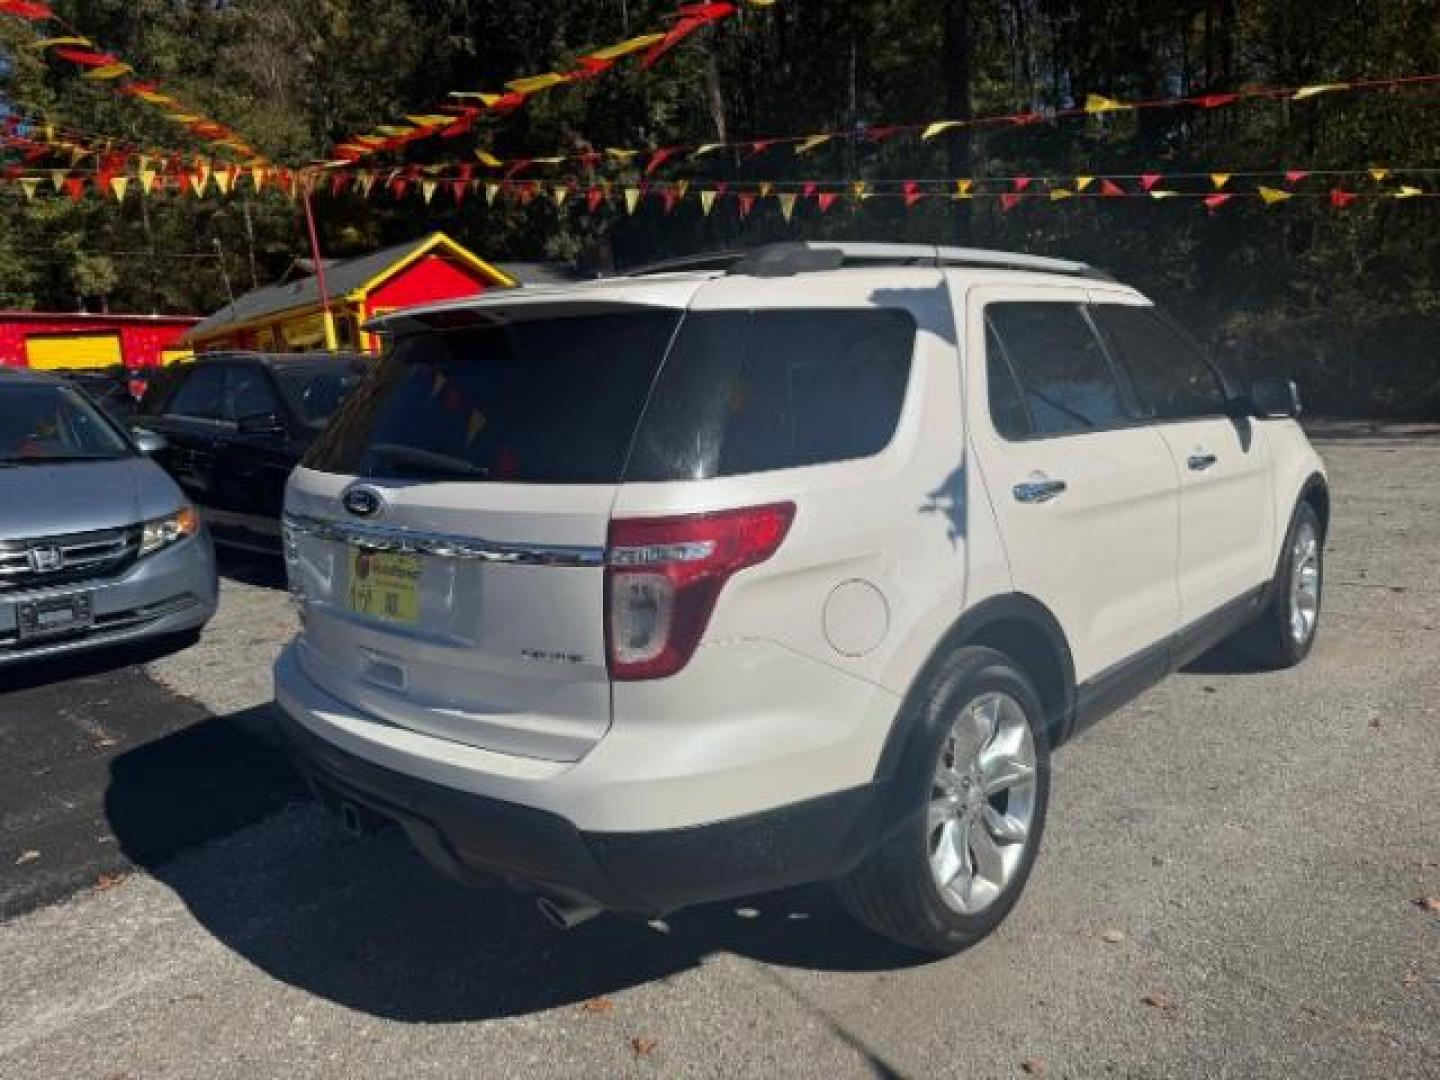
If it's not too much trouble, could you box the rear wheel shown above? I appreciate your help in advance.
[1231,502,1323,669]
[838,647,1050,954]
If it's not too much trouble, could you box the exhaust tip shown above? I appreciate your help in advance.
[536,894,602,930]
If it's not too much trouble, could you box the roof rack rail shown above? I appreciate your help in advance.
[619,242,1112,281]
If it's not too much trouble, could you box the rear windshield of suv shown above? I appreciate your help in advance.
[303,306,915,484]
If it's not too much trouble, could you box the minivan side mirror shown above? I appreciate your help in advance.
[1249,376,1302,419]
[237,411,286,437]
[131,427,168,455]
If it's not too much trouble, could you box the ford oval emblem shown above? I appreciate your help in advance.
[342,485,383,518]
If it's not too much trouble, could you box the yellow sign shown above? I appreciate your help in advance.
[24,333,123,370]
[283,312,328,348]
[347,549,421,623]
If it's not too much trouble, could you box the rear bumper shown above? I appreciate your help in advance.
[273,651,890,916]
[0,532,217,666]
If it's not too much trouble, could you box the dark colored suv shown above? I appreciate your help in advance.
[137,352,368,553]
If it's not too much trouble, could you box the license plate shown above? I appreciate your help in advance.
[346,548,421,624]
[17,593,94,641]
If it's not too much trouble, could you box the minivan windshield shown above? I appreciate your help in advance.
[305,312,682,483]
[0,383,133,465]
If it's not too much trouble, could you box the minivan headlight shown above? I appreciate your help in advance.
[139,504,200,556]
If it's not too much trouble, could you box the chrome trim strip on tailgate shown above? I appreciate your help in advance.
[282,513,605,568]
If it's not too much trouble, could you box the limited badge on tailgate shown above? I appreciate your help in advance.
[346,547,421,623]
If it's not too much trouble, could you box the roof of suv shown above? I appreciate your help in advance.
[366,242,1116,335]
[0,366,66,386]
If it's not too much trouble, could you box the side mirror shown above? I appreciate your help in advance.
[131,427,168,455]
[237,411,285,437]
[1249,376,1302,419]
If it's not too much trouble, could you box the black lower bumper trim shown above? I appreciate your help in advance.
[275,707,885,917]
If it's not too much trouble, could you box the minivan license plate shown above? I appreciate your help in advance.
[346,548,421,624]
[17,592,93,641]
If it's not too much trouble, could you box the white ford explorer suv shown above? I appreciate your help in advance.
[274,242,1327,953]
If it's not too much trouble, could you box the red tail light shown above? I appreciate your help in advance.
[605,502,795,681]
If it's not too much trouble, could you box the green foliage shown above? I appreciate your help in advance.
[1,0,1436,413]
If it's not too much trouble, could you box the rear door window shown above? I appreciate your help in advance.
[304,312,681,483]
[225,366,281,422]
[165,366,227,421]
[625,309,915,481]
[985,303,1135,437]
[1089,304,1229,421]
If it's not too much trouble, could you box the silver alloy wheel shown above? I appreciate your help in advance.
[1289,521,1321,645]
[927,691,1038,915]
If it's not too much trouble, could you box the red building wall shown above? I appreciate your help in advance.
[364,253,491,315]
[0,313,199,369]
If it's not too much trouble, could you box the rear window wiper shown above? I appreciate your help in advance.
[367,443,491,480]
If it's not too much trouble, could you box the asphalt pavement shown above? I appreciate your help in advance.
[1,424,1437,1079]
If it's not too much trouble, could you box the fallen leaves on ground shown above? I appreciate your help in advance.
[14,850,39,865]
[630,1035,659,1057]
[1142,993,1176,1010]
[94,872,127,893]
[1100,929,1125,944]
[580,996,614,1014]
[1412,896,1440,914]
[1020,1058,1046,1075]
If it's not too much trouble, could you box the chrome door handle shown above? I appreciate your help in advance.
[1012,478,1067,503]
[1187,452,1218,471]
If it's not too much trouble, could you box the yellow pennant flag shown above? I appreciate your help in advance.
[139,168,158,195]
[922,120,963,141]
[405,114,452,128]
[20,178,39,200]
[32,36,95,50]
[465,411,487,447]
[250,166,267,192]
[1258,186,1292,205]
[692,143,724,158]
[586,33,665,61]
[421,180,437,204]
[674,179,690,201]
[1050,188,1074,201]
[1084,93,1130,114]
[214,169,235,195]
[623,187,641,215]
[110,176,129,201]
[484,183,500,205]
[606,148,640,163]
[778,192,797,221]
[851,181,869,199]
[1075,175,1094,192]
[795,133,832,155]
[50,170,66,193]
[1292,83,1347,100]
[758,182,774,197]
[475,150,504,168]
[954,179,974,199]
[375,125,412,137]
[1369,168,1390,182]
[1210,173,1231,189]
[551,185,568,208]
[1394,185,1423,198]
[194,164,212,193]
[358,173,376,198]
[506,73,568,95]
[167,113,202,125]
[449,92,502,105]
[84,63,134,80]
[699,189,717,216]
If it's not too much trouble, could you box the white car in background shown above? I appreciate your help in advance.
[273,242,1327,953]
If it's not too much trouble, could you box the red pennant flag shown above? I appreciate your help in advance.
[1285,169,1310,185]
[802,183,817,198]
[389,178,409,200]
[571,56,615,80]
[903,180,924,208]
[459,164,474,183]
[63,176,87,201]
[586,185,605,213]
[489,92,528,112]
[1329,189,1357,208]
[1140,173,1161,191]
[451,180,467,205]
[1100,179,1126,197]
[661,186,679,214]
[1008,112,1044,126]
[53,48,122,68]
[504,159,534,180]
[737,192,756,218]
[1013,176,1033,193]
[748,140,775,157]
[330,173,349,197]
[1203,193,1233,213]
[817,192,838,213]
[644,147,677,176]
[641,4,735,68]
[517,181,537,206]
[999,192,1021,212]
[0,1,55,19]
[863,125,901,142]
[1196,93,1240,109]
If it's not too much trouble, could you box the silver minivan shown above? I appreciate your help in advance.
[0,367,217,666]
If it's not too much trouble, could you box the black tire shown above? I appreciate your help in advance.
[1230,501,1323,670]
[837,646,1051,955]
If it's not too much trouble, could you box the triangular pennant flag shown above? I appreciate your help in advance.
[250,166,266,192]
[851,181,870,201]
[475,149,504,168]
[812,192,836,213]
[1100,179,1126,197]
[1013,176,1032,193]
[757,182,774,198]
[63,176,86,201]
[691,143,724,158]
[551,184,569,208]
[194,163,212,191]
[1210,173,1231,190]
[954,179,974,199]
[644,147,678,176]
[358,172,376,198]
[1075,175,1094,192]
[20,177,39,200]
[778,192,797,221]
[737,193,756,218]
[1369,168,1390,182]
[1329,189,1357,208]
[1258,185,1292,205]
[674,179,690,201]
[215,168,235,194]
[188,171,207,197]
[902,180,924,208]
[1394,185,1423,198]
[1285,170,1310,185]
[795,133,832,154]
[1050,188,1074,201]
[1292,83,1347,100]
[999,192,1021,212]
[699,189,717,216]
[50,169,66,193]
[623,187,641,215]
[465,411,486,447]
[1203,193,1233,212]
[421,180,438,204]
[585,185,605,213]
[451,179,467,205]
[1139,173,1161,191]
[1196,92,1240,109]
[484,183,500,205]
[1083,93,1129,114]
[921,120,963,141]
[109,176,129,201]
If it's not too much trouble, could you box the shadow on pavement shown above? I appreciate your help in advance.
[215,547,288,591]
[105,708,932,1025]
[0,630,199,693]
